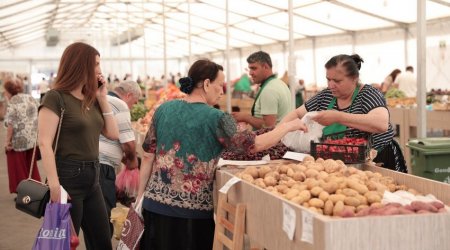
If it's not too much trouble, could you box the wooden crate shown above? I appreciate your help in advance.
[216,164,450,250]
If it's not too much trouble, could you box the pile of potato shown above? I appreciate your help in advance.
[234,156,446,217]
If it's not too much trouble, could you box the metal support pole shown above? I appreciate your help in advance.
[225,0,231,113]
[288,0,296,110]
[417,0,427,138]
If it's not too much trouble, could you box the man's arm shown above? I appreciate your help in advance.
[232,112,277,129]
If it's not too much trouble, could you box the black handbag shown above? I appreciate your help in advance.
[15,91,65,218]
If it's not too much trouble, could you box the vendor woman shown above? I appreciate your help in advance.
[281,54,407,173]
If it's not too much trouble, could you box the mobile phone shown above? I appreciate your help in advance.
[98,80,103,88]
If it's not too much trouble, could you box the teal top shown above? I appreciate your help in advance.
[142,100,255,219]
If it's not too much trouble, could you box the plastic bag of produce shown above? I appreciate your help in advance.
[282,112,324,152]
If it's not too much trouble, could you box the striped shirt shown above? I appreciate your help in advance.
[305,84,394,151]
[99,95,135,169]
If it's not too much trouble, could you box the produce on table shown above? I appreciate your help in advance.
[130,102,149,122]
[234,156,448,217]
[311,137,369,163]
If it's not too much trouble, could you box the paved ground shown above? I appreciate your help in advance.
[0,125,119,249]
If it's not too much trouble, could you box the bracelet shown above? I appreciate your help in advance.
[102,112,114,116]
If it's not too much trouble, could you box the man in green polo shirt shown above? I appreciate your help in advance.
[232,51,292,129]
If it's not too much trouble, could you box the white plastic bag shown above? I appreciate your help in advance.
[281,111,325,153]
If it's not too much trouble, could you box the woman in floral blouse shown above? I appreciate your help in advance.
[4,78,41,195]
[138,59,307,250]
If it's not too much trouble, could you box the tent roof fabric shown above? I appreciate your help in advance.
[1,0,450,57]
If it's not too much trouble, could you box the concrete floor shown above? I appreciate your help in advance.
[0,125,119,249]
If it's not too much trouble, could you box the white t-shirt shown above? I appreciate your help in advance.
[394,71,416,97]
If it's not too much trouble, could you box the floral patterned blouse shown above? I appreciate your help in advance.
[4,93,39,151]
[142,100,255,219]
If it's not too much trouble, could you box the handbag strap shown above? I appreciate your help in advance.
[29,91,66,179]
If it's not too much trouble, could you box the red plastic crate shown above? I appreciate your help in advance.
[310,133,371,164]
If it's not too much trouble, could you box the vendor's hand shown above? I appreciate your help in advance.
[126,157,139,170]
[311,110,341,126]
[231,112,248,122]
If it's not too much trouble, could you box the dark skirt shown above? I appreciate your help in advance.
[6,148,41,193]
[140,209,215,250]
[373,140,408,173]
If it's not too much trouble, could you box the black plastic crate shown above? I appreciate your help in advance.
[310,132,371,164]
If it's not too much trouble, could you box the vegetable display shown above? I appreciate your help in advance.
[235,156,448,218]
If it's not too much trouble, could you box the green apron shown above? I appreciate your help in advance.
[251,75,276,116]
[322,85,360,136]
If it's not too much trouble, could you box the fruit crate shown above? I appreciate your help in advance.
[310,132,371,164]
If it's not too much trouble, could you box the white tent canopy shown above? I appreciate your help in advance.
[1,0,450,91]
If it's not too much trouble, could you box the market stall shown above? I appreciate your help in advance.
[215,160,450,250]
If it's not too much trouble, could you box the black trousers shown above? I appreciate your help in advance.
[140,209,215,250]
[99,163,117,238]
[56,158,112,250]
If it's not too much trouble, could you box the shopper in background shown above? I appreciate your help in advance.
[394,66,416,97]
[39,77,49,100]
[281,54,407,173]
[232,51,292,129]
[3,77,41,196]
[381,68,401,94]
[38,42,119,250]
[99,80,141,236]
[137,59,307,250]
[295,79,306,108]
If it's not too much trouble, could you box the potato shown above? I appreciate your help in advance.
[320,181,339,194]
[290,196,305,205]
[277,164,290,174]
[333,201,345,216]
[286,168,295,177]
[398,207,415,215]
[430,201,445,210]
[275,184,289,194]
[355,194,368,206]
[304,178,319,190]
[318,191,330,202]
[318,171,329,180]
[328,194,346,204]
[293,164,307,172]
[346,179,369,195]
[323,200,334,215]
[293,172,306,182]
[310,186,324,197]
[253,178,266,188]
[303,155,315,162]
[302,202,310,208]
[367,193,381,204]
[356,205,369,213]
[309,198,325,208]
[323,159,340,174]
[342,188,359,197]
[258,165,272,178]
[285,189,300,200]
[263,176,277,186]
[308,207,319,213]
[315,157,325,163]
[265,171,280,181]
[243,166,259,179]
[297,190,312,203]
[309,163,325,172]
[241,173,254,182]
[355,206,371,217]
[291,183,308,192]
[344,197,360,207]
[411,201,438,213]
[370,202,383,209]
[305,168,320,179]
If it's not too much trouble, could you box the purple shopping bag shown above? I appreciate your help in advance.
[32,203,72,250]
